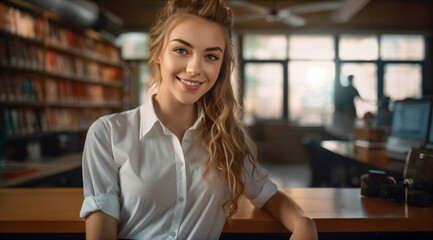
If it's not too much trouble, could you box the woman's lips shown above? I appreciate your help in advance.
[177,77,203,90]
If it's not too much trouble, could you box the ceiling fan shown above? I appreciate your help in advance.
[227,0,370,27]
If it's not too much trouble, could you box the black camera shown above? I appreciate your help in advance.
[361,147,433,207]
[361,170,402,201]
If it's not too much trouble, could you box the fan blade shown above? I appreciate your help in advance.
[234,13,265,23]
[331,0,370,23]
[280,14,306,27]
[285,1,342,15]
[227,0,269,15]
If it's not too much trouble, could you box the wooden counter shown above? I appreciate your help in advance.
[0,188,432,233]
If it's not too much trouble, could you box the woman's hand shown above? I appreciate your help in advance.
[263,190,318,240]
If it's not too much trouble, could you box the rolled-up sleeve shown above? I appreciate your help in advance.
[80,117,120,220]
[242,144,278,208]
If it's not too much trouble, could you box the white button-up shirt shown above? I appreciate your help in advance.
[80,93,278,240]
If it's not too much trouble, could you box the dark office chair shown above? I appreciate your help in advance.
[302,136,340,187]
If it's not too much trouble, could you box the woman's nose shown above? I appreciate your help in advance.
[186,56,201,77]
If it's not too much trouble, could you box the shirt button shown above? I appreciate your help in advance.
[179,197,184,202]
[170,232,176,237]
[178,161,184,166]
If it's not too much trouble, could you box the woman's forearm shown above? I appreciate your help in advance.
[263,190,318,240]
[85,211,118,240]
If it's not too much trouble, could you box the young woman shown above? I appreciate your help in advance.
[80,0,317,239]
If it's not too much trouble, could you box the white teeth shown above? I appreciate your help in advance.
[180,79,200,86]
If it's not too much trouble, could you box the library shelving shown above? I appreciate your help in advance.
[0,0,124,161]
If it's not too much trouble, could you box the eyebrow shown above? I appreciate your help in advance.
[169,39,223,53]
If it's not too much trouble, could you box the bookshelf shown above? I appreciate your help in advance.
[0,0,124,159]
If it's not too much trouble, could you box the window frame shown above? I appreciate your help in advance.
[240,33,428,125]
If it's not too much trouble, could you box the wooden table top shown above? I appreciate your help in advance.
[0,188,432,233]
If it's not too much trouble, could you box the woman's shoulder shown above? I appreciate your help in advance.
[90,106,142,132]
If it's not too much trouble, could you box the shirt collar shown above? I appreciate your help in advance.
[139,89,204,140]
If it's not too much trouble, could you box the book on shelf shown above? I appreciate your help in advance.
[47,21,82,50]
[45,50,85,77]
[87,84,104,103]
[101,66,121,82]
[0,3,5,30]
[86,61,100,81]
[2,108,42,136]
[33,77,44,101]
[5,38,44,70]
[0,72,6,101]
[2,3,43,40]
[43,108,111,132]
[45,78,57,102]
[1,74,44,102]
[84,37,121,63]
[3,110,13,136]
[0,38,7,66]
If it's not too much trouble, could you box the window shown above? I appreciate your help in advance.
[289,61,335,124]
[243,34,287,60]
[384,64,422,100]
[115,32,149,60]
[381,34,425,61]
[240,33,426,126]
[288,35,335,125]
[380,34,425,102]
[339,35,379,60]
[243,63,283,122]
[288,35,334,60]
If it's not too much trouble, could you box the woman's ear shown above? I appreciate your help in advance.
[155,56,161,64]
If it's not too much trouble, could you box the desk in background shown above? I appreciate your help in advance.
[321,140,405,174]
[0,153,82,187]
[309,140,406,187]
[0,188,432,239]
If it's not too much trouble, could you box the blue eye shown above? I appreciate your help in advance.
[206,55,219,61]
[174,48,187,54]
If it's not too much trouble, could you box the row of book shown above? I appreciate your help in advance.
[1,2,122,64]
[45,78,122,103]
[45,50,122,81]
[0,37,44,71]
[46,20,82,51]
[45,19,122,64]
[0,73,122,104]
[2,108,46,136]
[0,73,43,102]
[45,20,121,63]
[0,37,122,82]
[45,108,111,132]
[84,37,121,64]
[0,2,44,40]
[2,107,112,137]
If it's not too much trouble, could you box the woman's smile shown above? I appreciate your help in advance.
[177,76,204,90]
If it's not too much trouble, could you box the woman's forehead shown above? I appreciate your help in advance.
[166,15,226,50]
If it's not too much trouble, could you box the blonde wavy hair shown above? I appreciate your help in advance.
[146,0,256,220]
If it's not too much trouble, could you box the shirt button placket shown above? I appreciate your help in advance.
[169,135,187,240]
